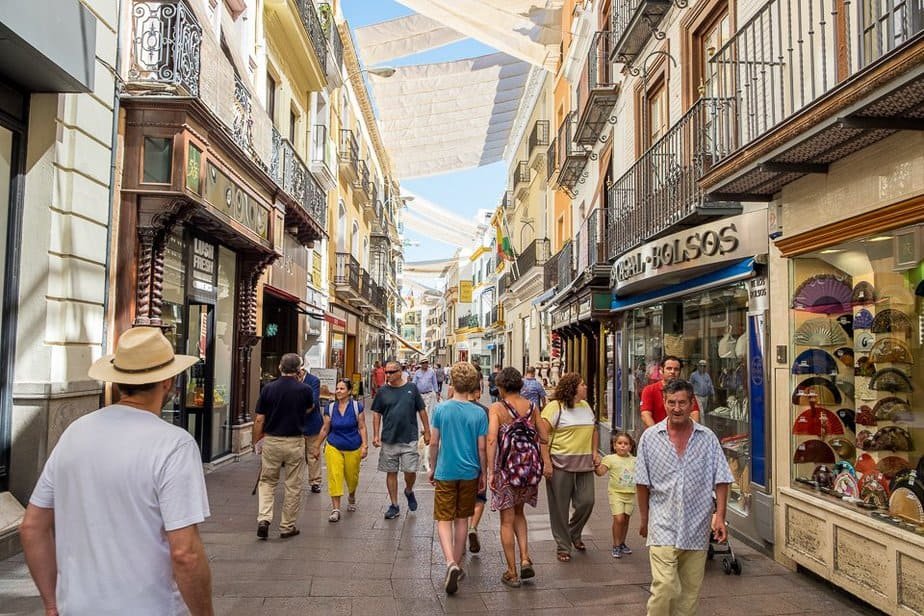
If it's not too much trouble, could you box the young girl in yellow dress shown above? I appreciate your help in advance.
[595,432,637,558]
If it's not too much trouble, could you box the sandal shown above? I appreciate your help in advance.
[501,571,521,588]
[556,552,571,562]
[347,496,357,512]
[573,540,587,551]
[520,560,535,580]
[328,509,341,523]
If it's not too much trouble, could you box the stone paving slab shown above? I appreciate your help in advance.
[0,401,886,615]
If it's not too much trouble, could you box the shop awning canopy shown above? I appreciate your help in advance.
[393,332,424,355]
[610,258,757,312]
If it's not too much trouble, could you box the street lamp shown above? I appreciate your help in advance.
[347,66,397,80]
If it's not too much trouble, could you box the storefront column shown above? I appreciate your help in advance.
[236,253,277,423]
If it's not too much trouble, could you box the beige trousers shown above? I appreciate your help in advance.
[304,433,323,486]
[647,545,708,616]
[258,435,305,532]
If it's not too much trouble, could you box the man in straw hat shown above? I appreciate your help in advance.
[20,326,213,615]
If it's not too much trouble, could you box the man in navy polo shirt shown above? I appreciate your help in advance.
[302,360,323,493]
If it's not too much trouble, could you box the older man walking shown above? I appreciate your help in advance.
[414,357,441,412]
[636,379,733,616]
[20,326,213,615]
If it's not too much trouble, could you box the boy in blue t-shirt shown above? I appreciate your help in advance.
[428,362,488,596]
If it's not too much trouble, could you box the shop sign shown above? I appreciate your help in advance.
[324,313,347,329]
[202,160,269,240]
[188,237,217,303]
[748,276,769,313]
[611,210,768,294]
[459,280,473,303]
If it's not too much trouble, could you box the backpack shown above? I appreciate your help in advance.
[497,400,543,488]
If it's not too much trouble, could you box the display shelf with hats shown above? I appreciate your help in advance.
[789,238,924,535]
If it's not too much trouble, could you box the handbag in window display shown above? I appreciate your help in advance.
[790,227,924,532]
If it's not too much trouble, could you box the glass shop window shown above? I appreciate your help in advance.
[790,224,924,533]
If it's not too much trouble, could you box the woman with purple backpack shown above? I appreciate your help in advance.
[486,367,543,588]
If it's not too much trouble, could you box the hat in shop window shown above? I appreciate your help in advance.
[878,455,913,479]
[873,396,913,422]
[856,405,877,427]
[792,406,845,436]
[871,308,913,334]
[869,337,914,364]
[856,453,878,476]
[791,377,842,406]
[793,439,837,464]
[869,367,913,393]
[852,281,877,304]
[854,309,874,330]
[791,274,853,314]
[833,347,854,368]
[791,349,838,375]
[835,408,856,433]
[828,437,856,461]
[859,472,890,508]
[793,317,850,347]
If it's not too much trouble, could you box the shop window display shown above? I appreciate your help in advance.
[790,226,924,533]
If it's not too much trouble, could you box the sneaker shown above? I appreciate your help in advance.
[279,528,300,539]
[404,489,418,512]
[444,564,462,595]
[310,484,322,494]
[619,543,632,555]
[468,529,481,554]
[256,521,269,540]
[384,504,400,519]
[612,546,622,559]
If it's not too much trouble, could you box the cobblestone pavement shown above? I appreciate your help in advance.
[1,395,884,615]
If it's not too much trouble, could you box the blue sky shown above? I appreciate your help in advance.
[341,0,508,269]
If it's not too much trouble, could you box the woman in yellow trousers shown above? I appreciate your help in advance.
[312,378,368,522]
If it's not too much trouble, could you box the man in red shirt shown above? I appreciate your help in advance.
[640,356,700,427]
[372,360,386,397]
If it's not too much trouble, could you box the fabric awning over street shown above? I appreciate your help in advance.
[393,332,424,355]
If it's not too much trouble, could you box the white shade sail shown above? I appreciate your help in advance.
[354,14,465,65]
[371,53,530,178]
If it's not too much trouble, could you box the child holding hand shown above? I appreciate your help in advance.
[595,432,637,558]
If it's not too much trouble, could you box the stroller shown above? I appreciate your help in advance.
[706,500,742,575]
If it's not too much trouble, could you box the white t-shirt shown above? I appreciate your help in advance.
[30,405,210,615]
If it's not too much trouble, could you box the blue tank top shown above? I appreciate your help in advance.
[325,399,363,451]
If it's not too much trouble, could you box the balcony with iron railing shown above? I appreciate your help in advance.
[514,161,531,199]
[501,190,514,210]
[310,124,336,190]
[353,159,372,205]
[293,0,328,70]
[701,0,924,200]
[611,0,673,65]
[575,31,620,145]
[550,112,589,193]
[457,314,480,331]
[338,129,359,180]
[334,252,361,299]
[607,98,740,259]
[528,120,550,172]
[575,209,609,274]
[517,238,550,276]
[557,240,574,291]
[544,248,560,290]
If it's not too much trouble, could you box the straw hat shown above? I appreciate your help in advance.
[88,327,199,385]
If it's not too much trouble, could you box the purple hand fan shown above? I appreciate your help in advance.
[792,274,853,314]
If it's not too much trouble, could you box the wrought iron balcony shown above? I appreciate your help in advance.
[517,238,550,275]
[702,0,924,200]
[353,159,372,204]
[575,208,608,274]
[293,0,328,70]
[501,190,514,210]
[546,136,559,183]
[550,112,589,193]
[544,249,559,290]
[556,240,574,291]
[607,98,740,259]
[272,128,329,243]
[498,269,512,296]
[514,161,531,199]
[484,307,501,328]
[528,120,550,172]
[371,200,388,235]
[457,314,480,331]
[310,124,336,190]
[611,0,673,66]
[338,129,359,180]
[129,0,201,96]
[334,252,361,299]
[575,31,620,145]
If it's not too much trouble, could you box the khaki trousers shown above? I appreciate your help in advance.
[647,545,708,616]
[258,435,305,532]
[304,434,323,486]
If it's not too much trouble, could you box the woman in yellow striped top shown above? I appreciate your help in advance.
[538,372,600,562]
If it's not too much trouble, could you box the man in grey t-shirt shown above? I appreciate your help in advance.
[372,360,430,519]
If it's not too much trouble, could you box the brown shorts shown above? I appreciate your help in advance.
[433,479,479,521]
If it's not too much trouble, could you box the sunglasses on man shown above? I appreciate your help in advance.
[384,369,400,375]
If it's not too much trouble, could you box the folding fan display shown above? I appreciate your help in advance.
[856,453,877,475]
[835,408,856,433]
[890,486,924,522]
[792,406,845,436]
[868,427,914,452]
[852,281,877,304]
[812,464,835,489]
[792,274,853,313]
[869,367,913,393]
[834,460,856,477]
[856,357,876,377]
[859,472,890,507]
[793,439,837,464]
[835,314,853,338]
[834,473,860,498]
[791,377,842,406]
[829,437,856,460]
[835,378,855,401]
[833,347,854,368]
[869,337,914,364]
[871,308,912,334]
[854,309,874,330]
[873,396,913,422]
[791,349,838,375]
[878,285,915,306]
[878,455,913,478]
[857,332,875,352]
[856,405,876,427]
[857,430,874,449]
[793,318,850,346]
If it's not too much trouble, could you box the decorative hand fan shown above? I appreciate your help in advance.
[835,408,856,433]
[859,472,889,507]
[829,437,856,460]
[890,469,916,492]
[834,460,857,477]
[871,309,912,334]
[793,439,836,464]
[835,314,853,338]
[869,427,914,452]
[856,430,874,449]
[852,281,877,304]
[792,406,845,436]
[889,486,924,523]
[791,377,842,405]
[835,378,854,401]
[873,396,913,421]
[854,309,874,330]
[856,453,877,475]
[833,347,854,368]
[855,376,876,401]
[857,332,875,352]
[791,349,838,375]
[793,318,850,346]
[869,337,913,364]
[812,464,835,489]
[856,405,876,427]
[792,274,853,313]
[878,455,912,478]
[869,367,913,393]
[834,473,860,498]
